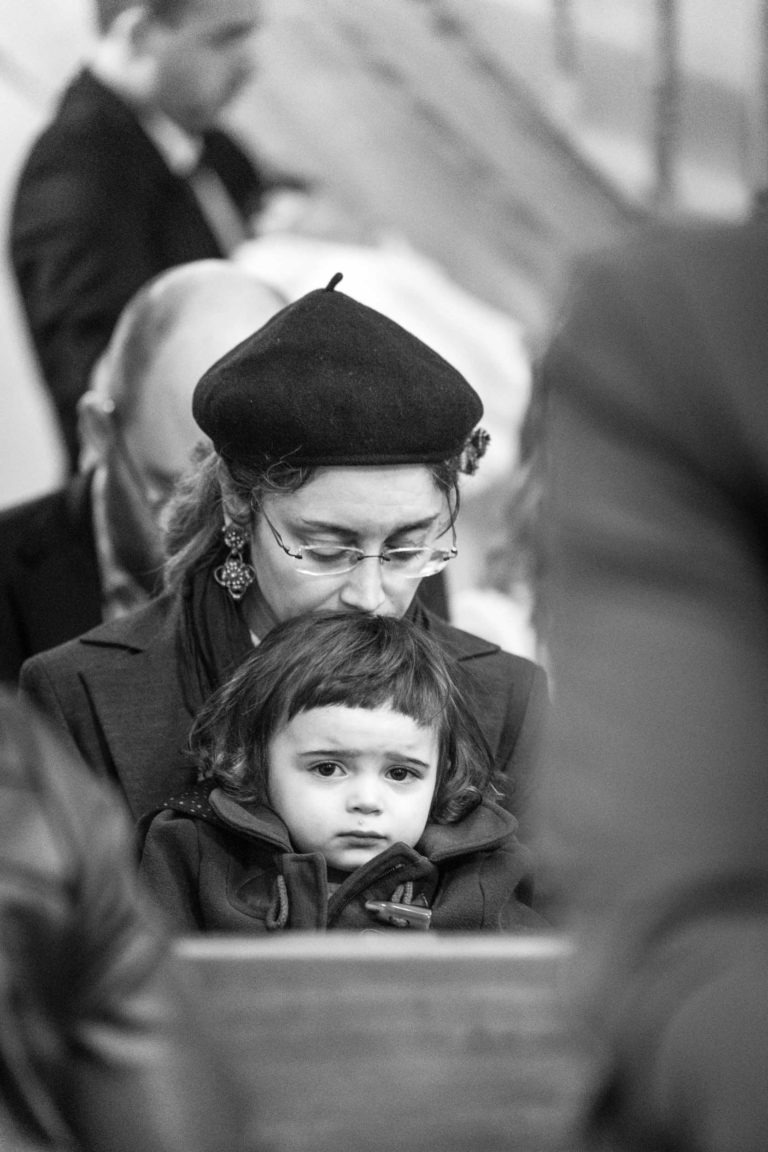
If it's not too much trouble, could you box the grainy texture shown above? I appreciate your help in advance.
[176,932,586,1152]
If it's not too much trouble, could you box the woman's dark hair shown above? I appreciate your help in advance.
[189,611,495,823]
[162,443,464,593]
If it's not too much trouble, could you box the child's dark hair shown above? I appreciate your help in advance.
[190,611,495,823]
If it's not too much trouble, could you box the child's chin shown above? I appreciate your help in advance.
[329,845,386,871]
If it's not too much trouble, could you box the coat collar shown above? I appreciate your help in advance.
[407,601,501,663]
[210,788,294,851]
[74,594,195,815]
[175,784,514,861]
[77,589,178,652]
[419,799,516,858]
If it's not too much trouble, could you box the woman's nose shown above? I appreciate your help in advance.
[339,557,387,614]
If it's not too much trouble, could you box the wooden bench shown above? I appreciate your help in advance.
[176,932,587,1152]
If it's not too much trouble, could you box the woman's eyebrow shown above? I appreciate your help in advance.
[296,515,439,535]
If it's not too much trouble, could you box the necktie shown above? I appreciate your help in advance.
[188,164,249,255]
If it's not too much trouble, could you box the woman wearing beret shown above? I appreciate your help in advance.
[20,275,548,838]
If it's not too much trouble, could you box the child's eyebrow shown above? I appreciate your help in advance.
[298,748,351,757]
[299,749,433,768]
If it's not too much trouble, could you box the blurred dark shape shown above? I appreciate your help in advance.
[532,216,768,1151]
[0,689,252,1151]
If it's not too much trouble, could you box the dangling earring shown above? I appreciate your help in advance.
[214,523,255,601]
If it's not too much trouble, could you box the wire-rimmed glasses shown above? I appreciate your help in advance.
[259,506,457,578]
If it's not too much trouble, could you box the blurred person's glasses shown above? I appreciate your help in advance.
[258,506,457,579]
[112,424,179,517]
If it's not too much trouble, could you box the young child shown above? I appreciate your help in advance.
[138,612,540,933]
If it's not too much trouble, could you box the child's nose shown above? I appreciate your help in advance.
[347,781,383,815]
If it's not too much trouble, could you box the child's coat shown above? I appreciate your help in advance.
[138,782,541,933]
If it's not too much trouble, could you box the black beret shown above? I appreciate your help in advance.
[192,273,483,466]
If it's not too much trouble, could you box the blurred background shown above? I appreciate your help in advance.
[2,0,766,652]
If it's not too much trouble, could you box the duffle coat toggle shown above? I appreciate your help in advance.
[139,781,541,934]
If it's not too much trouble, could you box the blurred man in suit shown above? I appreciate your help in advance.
[0,260,285,684]
[534,217,768,1152]
[11,0,270,466]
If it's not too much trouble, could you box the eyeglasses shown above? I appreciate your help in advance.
[112,424,178,517]
[259,507,457,578]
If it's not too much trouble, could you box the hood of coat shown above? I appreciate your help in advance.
[159,781,520,931]
[205,785,516,861]
[208,784,439,929]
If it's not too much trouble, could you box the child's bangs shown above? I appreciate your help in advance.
[278,621,451,734]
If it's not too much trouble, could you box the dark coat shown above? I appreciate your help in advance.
[20,594,548,829]
[535,218,768,1151]
[10,69,266,465]
[139,784,540,934]
[0,473,102,684]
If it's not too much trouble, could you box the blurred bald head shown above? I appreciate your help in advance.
[80,259,285,587]
[90,259,285,461]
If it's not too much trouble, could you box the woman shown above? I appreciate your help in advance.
[20,275,547,831]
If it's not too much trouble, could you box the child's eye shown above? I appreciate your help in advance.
[387,765,418,783]
[309,761,344,778]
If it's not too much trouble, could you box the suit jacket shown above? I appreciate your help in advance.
[20,593,548,830]
[0,473,102,684]
[535,219,768,1150]
[11,69,267,465]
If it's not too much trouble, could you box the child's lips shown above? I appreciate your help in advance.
[339,830,386,841]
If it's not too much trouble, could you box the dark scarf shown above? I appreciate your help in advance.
[176,564,255,715]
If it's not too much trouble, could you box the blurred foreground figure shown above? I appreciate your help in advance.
[0,260,284,684]
[534,219,768,1152]
[0,691,250,1151]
